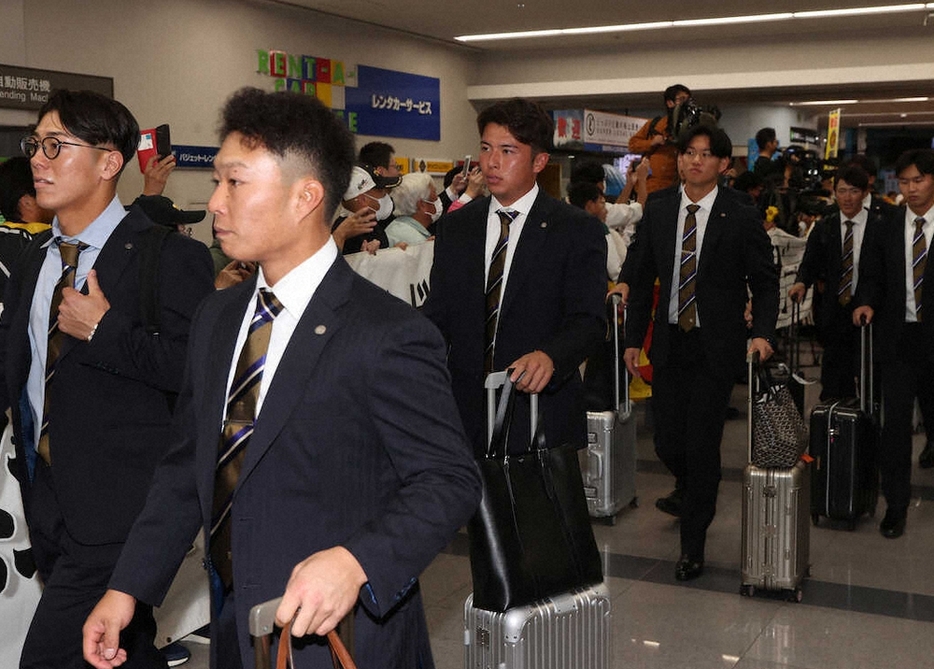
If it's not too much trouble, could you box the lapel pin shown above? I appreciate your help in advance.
[720,212,726,218]
[540,221,547,228]
[124,242,134,250]
[314,325,327,335]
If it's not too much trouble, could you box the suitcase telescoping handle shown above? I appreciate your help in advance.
[485,371,539,449]
[608,294,632,422]
[746,350,758,465]
[248,597,356,669]
[859,322,873,418]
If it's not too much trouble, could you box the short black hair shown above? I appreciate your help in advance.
[37,90,139,174]
[755,127,776,151]
[476,98,553,155]
[677,124,732,159]
[845,154,876,178]
[570,161,606,185]
[219,87,355,218]
[0,157,36,222]
[567,181,602,210]
[358,141,395,169]
[733,170,762,194]
[834,164,870,191]
[664,84,691,103]
[895,148,934,178]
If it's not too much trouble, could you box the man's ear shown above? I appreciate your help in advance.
[295,177,326,217]
[100,150,124,182]
[531,151,550,175]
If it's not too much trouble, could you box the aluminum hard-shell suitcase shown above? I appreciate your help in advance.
[464,583,612,669]
[741,353,811,602]
[809,325,879,529]
[581,296,637,522]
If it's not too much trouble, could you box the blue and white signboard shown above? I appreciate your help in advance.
[345,66,440,141]
[173,145,218,169]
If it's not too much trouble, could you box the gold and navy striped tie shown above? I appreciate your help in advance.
[677,204,700,332]
[209,288,284,589]
[838,220,855,306]
[38,239,88,465]
[484,209,517,373]
[913,216,927,321]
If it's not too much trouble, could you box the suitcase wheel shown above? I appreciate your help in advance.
[740,584,755,598]
[811,513,821,527]
[846,519,857,531]
[601,514,617,527]
[786,587,803,603]
[629,496,639,509]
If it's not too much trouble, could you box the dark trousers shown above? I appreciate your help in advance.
[20,463,165,669]
[819,322,859,401]
[878,323,934,510]
[652,327,735,561]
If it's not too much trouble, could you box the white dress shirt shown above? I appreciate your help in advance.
[668,186,718,326]
[903,205,934,323]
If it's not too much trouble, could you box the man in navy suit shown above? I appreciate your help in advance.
[423,98,606,456]
[0,90,214,669]
[82,88,480,669]
[622,124,778,581]
[790,164,882,400]
[853,148,934,539]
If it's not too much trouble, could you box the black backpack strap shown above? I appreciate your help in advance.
[138,224,173,335]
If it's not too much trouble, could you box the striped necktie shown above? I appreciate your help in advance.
[484,209,517,373]
[838,220,855,306]
[678,204,700,332]
[37,239,88,465]
[209,288,284,589]
[913,216,928,321]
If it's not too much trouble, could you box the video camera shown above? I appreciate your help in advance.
[670,98,722,138]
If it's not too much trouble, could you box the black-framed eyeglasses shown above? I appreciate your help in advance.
[21,136,112,160]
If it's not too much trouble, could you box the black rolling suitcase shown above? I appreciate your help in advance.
[809,325,879,529]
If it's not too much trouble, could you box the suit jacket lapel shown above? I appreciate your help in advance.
[58,211,144,361]
[236,257,351,487]
[500,193,551,318]
[656,190,680,290]
[697,190,728,277]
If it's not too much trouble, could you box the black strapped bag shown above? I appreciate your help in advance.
[467,372,603,612]
[752,365,809,468]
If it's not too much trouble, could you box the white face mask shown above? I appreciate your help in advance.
[368,193,394,221]
[423,197,443,223]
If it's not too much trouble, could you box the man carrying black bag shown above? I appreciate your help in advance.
[423,97,606,457]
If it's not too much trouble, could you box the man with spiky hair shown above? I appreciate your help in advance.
[83,87,479,669]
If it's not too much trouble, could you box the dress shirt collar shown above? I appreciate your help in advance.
[679,184,719,212]
[490,183,539,217]
[51,195,125,248]
[906,204,934,227]
[841,207,868,227]
[255,237,339,321]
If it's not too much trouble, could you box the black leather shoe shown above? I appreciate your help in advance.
[655,489,683,517]
[920,442,934,469]
[675,556,704,581]
[880,508,907,539]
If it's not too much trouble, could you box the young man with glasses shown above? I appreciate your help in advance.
[0,89,214,668]
[622,123,778,581]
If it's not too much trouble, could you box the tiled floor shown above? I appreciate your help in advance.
[181,357,934,668]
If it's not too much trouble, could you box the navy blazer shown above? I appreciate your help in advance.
[423,191,607,456]
[110,256,481,668]
[855,205,934,363]
[0,206,214,545]
[623,185,779,375]
[795,209,885,343]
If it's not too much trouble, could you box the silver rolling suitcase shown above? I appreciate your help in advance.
[464,583,612,669]
[741,353,811,602]
[581,296,637,523]
[464,374,612,668]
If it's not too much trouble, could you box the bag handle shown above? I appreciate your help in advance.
[486,371,518,459]
[485,370,538,459]
[276,622,356,669]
